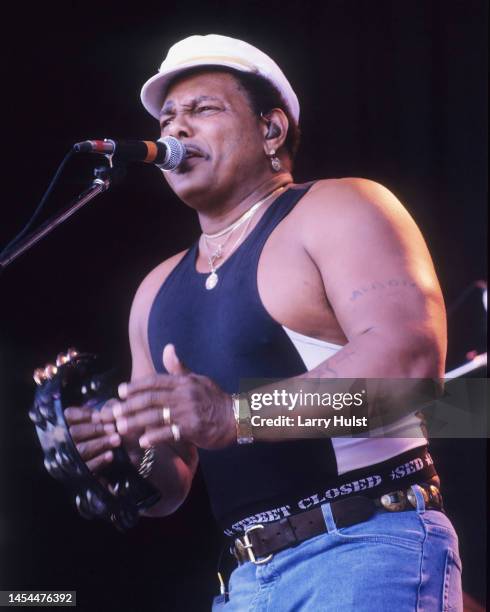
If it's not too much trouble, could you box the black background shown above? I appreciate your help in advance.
[0,1,487,610]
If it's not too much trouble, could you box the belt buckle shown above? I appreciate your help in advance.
[380,490,409,512]
[233,524,273,565]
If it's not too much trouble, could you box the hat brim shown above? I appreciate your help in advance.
[140,60,255,120]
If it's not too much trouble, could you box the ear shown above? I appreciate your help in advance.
[260,108,289,155]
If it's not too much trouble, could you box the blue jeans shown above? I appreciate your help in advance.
[213,485,462,611]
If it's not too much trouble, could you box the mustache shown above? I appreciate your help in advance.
[183,142,208,159]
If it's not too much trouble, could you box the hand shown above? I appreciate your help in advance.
[113,344,236,451]
[64,400,122,473]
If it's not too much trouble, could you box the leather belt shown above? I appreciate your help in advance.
[230,481,443,565]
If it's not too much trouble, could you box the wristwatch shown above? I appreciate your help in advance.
[231,393,254,444]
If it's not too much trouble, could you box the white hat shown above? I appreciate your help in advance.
[140,34,300,124]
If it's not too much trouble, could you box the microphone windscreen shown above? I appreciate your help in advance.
[157,136,186,170]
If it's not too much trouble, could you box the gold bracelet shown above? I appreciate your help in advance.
[231,393,254,444]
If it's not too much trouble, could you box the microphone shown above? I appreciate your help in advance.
[73,136,186,170]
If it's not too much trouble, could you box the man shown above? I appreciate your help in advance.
[66,35,462,610]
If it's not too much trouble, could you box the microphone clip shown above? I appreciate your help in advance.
[93,164,127,187]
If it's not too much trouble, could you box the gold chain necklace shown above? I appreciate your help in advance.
[203,185,287,241]
[202,185,288,290]
[204,215,254,290]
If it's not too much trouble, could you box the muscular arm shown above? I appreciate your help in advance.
[304,178,446,378]
[250,178,447,439]
[125,253,198,516]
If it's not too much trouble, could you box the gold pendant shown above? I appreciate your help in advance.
[205,271,219,290]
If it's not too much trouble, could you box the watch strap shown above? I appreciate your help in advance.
[231,393,254,444]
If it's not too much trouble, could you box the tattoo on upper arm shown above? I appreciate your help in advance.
[349,278,417,301]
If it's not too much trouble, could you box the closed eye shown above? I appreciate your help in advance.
[160,117,173,129]
[196,105,220,113]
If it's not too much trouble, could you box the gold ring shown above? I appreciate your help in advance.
[162,406,171,426]
[170,423,181,442]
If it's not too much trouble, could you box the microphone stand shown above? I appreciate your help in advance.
[0,165,124,272]
[445,352,487,379]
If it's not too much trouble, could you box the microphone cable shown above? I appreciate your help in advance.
[0,149,75,259]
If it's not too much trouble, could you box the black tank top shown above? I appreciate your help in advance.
[147,183,434,530]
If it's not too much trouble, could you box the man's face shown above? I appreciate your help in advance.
[159,70,267,206]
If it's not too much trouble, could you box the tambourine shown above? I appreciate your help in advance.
[29,349,160,530]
